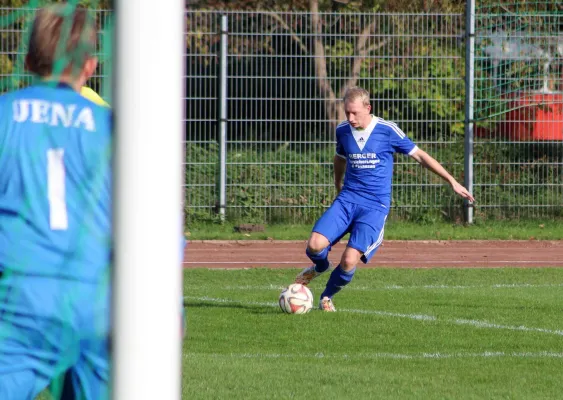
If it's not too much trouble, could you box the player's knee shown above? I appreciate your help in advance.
[340,250,361,270]
[307,234,329,254]
[307,243,326,255]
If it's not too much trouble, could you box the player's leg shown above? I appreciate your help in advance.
[295,199,353,285]
[0,273,78,399]
[56,278,110,400]
[295,234,332,286]
[318,247,361,311]
[0,320,48,400]
[318,207,387,311]
[58,337,110,400]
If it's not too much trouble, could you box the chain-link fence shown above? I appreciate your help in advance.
[473,2,563,220]
[0,7,112,96]
[187,11,467,223]
[1,6,561,224]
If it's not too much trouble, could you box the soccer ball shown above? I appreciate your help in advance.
[279,283,314,314]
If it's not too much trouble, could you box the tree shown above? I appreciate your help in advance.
[186,0,467,134]
[308,0,386,128]
[186,0,469,140]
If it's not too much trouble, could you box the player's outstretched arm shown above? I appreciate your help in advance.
[333,155,346,194]
[410,149,475,203]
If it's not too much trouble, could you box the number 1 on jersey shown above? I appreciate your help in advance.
[47,149,68,230]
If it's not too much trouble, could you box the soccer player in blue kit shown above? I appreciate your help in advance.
[0,5,112,399]
[295,87,475,311]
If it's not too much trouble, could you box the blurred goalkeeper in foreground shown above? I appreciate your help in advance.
[0,4,112,399]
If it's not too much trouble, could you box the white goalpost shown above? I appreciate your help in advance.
[112,0,185,398]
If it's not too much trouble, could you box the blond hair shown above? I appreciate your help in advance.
[26,4,96,77]
[343,86,370,106]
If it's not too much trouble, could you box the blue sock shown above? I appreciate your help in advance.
[306,246,331,273]
[321,265,355,299]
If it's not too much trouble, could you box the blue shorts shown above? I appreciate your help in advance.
[0,271,110,400]
[312,198,387,263]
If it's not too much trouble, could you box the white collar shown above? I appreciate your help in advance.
[351,116,377,151]
[351,115,378,134]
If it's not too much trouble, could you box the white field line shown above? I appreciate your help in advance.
[185,351,563,361]
[184,296,563,337]
[184,283,563,291]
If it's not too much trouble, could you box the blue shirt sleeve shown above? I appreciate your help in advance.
[388,122,418,155]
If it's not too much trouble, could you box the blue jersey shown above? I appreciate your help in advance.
[335,116,418,212]
[0,82,112,282]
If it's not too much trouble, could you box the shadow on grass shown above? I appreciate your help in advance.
[184,301,279,315]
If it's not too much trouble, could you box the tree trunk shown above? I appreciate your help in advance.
[309,0,345,136]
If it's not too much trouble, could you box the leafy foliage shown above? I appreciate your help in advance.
[2,1,561,224]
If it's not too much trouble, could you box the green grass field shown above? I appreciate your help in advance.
[183,267,563,399]
[187,220,563,241]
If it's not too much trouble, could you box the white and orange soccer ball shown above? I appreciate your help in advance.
[279,283,314,314]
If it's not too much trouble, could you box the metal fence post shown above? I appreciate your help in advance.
[218,14,228,220]
[464,0,475,224]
